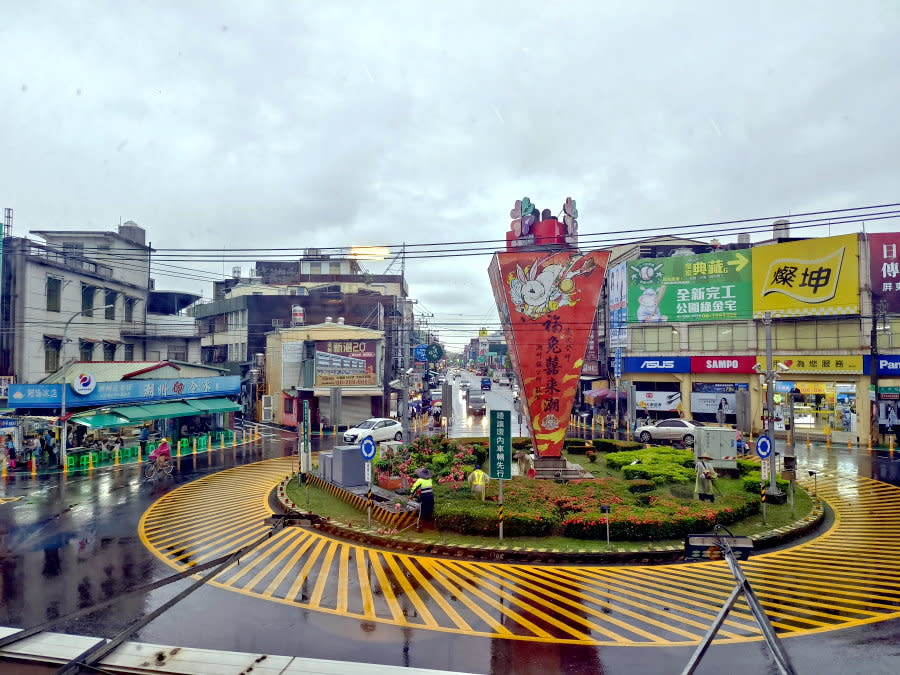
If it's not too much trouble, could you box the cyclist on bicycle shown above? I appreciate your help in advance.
[149,438,172,470]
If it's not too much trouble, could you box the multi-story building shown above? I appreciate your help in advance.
[0,222,201,388]
[597,226,893,443]
[189,251,412,419]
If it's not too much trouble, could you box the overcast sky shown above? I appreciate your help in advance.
[3,1,899,349]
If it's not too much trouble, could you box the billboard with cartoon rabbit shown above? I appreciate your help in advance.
[626,250,752,323]
[489,249,609,458]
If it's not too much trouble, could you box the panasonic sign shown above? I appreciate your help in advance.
[623,356,690,373]
[879,356,900,374]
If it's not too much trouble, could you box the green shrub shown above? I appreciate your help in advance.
[565,444,591,455]
[605,446,694,470]
[590,439,642,452]
[626,479,655,493]
[434,498,557,537]
[736,459,757,476]
[622,463,695,484]
[742,472,789,493]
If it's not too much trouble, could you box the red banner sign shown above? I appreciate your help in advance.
[489,249,609,457]
[691,356,758,373]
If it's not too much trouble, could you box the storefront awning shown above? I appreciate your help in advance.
[107,401,198,422]
[186,398,241,414]
[71,413,131,428]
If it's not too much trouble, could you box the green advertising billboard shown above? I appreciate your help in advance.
[626,250,752,323]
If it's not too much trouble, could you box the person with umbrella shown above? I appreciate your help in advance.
[411,467,434,528]
[694,451,718,503]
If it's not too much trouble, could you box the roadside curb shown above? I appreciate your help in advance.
[271,476,828,565]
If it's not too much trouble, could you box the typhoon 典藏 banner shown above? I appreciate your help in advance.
[489,249,609,458]
[751,234,859,318]
[626,249,752,323]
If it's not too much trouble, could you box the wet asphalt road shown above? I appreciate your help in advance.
[2,403,900,673]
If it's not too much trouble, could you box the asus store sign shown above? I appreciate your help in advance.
[623,357,690,373]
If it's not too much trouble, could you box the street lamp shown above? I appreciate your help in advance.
[58,305,115,467]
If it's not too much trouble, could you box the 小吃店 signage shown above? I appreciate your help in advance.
[8,375,241,408]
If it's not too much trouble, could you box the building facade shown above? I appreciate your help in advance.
[598,228,890,442]
[0,222,201,390]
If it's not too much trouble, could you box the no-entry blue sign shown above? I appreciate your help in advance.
[359,437,377,461]
[756,435,773,459]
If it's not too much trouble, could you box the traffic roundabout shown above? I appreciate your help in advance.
[138,455,900,647]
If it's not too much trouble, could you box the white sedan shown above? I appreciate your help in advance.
[343,418,403,444]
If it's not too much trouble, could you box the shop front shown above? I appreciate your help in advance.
[755,355,868,437]
[689,356,757,425]
[874,355,900,436]
[623,356,690,423]
[7,372,241,467]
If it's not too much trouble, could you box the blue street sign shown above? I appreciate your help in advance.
[756,435,773,459]
[359,437,377,461]
[413,344,428,361]
[614,347,622,379]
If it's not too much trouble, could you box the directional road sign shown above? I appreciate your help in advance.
[425,343,444,362]
[756,434,773,459]
[490,410,511,480]
[413,344,428,362]
[359,437,377,461]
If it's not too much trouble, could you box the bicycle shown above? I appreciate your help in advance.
[144,456,173,480]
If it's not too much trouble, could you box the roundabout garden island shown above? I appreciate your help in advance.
[283,434,817,555]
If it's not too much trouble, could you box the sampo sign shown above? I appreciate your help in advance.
[691,356,758,373]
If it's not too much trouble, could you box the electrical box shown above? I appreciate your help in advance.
[694,426,740,470]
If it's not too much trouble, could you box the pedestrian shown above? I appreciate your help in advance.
[5,434,16,470]
[468,465,489,501]
[411,467,434,528]
[735,429,745,457]
[138,423,150,457]
[694,452,718,503]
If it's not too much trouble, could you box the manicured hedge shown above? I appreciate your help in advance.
[562,493,758,540]
[626,479,655,493]
[742,472,790,493]
[434,491,557,537]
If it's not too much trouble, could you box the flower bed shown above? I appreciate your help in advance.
[373,435,481,488]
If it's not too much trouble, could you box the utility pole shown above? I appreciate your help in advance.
[764,311,783,498]
[399,244,411,443]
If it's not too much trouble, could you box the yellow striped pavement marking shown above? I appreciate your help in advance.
[0,497,22,504]
[138,456,900,647]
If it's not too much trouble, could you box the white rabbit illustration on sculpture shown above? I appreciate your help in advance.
[509,254,596,319]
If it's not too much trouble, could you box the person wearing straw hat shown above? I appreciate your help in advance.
[694,452,718,503]
[411,467,434,527]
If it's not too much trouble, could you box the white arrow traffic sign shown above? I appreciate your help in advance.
[756,434,773,459]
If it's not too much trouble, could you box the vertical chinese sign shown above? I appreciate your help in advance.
[489,249,609,457]
[489,409,511,479]
[869,233,900,312]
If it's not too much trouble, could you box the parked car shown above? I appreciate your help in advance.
[480,377,492,390]
[633,418,704,447]
[343,418,403,443]
[460,381,471,390]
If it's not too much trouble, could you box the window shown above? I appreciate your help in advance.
[124,344,134,361]
[46,277,62,312]
[103,342,117,360]
[329,262,342,274]
[44,338,61,372]
[309,262,321,274]
[80,340,94,362]
[81,284,95,316]
[167,345,187,361]
[105,290,116,319]
[284,397,294,415]
[124,297,134,322]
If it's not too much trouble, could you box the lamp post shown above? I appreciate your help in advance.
[58,304,115,468]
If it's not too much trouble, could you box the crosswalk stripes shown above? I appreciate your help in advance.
[138,456,900,646]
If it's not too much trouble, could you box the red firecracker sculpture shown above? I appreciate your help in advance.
[489,197,608,458]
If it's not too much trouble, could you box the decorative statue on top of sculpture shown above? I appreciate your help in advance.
[489,197,609,459]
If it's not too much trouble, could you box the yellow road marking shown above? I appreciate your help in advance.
[138,455,900,647]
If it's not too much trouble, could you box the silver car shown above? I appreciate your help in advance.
[633,419,704,446]
[343,418,403,443]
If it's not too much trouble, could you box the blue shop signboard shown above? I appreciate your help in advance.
[8,375,241,409]
[622,356,691,373]
[877,355,900,375]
